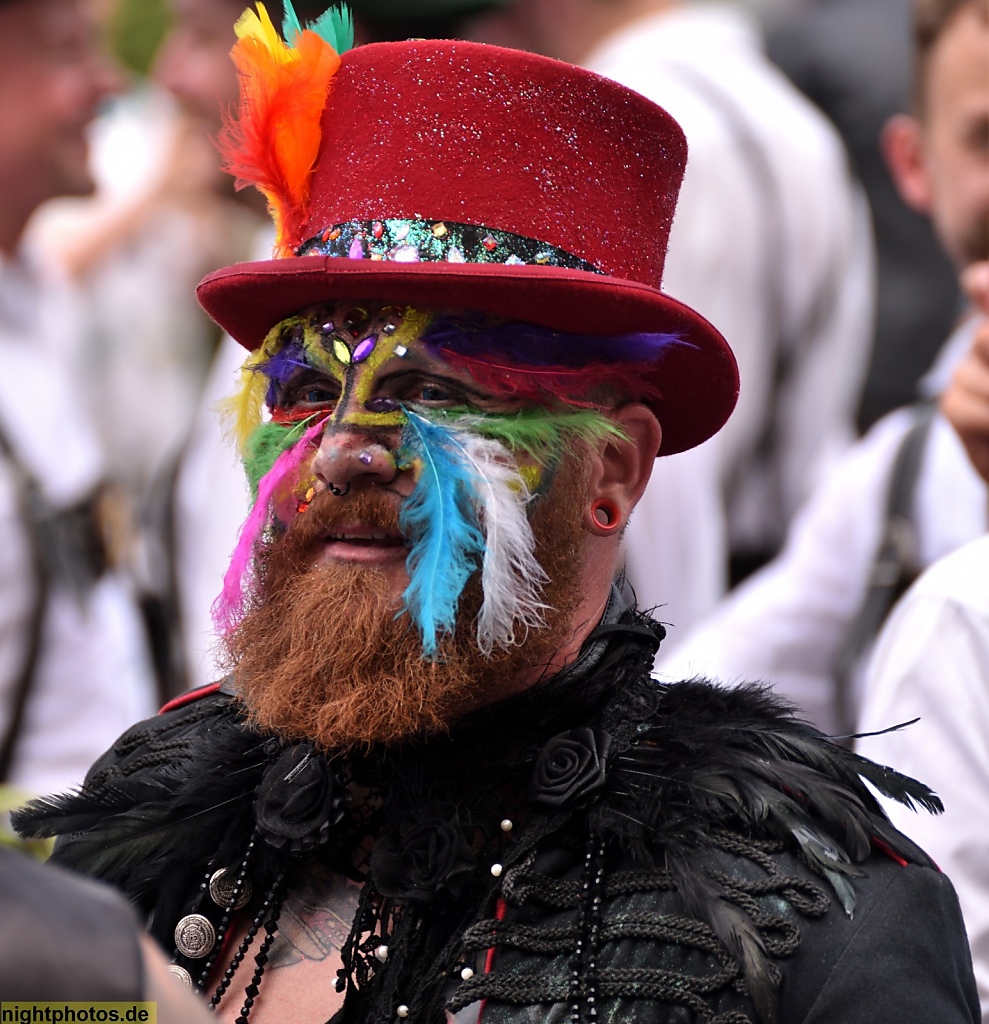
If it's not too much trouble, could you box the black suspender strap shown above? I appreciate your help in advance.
[831,401,936,737]
[0,420,50,782]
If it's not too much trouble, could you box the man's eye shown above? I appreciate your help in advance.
[303,385,337,404]
[280,377,340,409]
[419,383,457,403]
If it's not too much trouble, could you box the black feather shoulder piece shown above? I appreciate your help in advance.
[596,676,940,896]
[11,691,284,942]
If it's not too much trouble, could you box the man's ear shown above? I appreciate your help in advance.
[882,114,934,214]
[584,404,661,536]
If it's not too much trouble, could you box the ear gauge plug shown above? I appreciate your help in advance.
[589,498,622,533]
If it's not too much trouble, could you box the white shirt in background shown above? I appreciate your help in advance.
[595,2,874,640]
[658,318,986,734]
[857,534,989,1019]
[0,249,155,794]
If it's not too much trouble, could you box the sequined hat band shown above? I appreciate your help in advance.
[297,219,604,274]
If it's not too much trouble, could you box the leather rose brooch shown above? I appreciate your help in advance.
[255,744,347,853]
[370,803,477,903]
[529,728,613,808]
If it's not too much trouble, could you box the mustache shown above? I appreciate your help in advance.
[275,486,406,566]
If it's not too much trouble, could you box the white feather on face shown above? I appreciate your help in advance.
[446,427,550,655]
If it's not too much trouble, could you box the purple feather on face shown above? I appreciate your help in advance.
[258,341,310,405]
[420,315,690,368]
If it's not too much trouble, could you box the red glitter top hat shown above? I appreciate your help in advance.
[197,34,738,456]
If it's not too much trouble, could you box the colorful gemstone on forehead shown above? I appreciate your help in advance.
[352,335,377,362]
[332,338,352,364]
[342,307,370,334]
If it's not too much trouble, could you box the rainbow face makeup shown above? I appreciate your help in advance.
[217,301,639,654]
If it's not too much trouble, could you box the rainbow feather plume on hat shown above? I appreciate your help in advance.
[219,1,353,256]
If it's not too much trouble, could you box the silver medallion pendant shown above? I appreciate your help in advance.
[174,913,216,958]
[210,867,253,910]
[167,964,194,988]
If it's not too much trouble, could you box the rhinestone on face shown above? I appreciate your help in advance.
[342,307,370,334]
[167,964,193,988]
[352,336,377,362]
[332,338,352,365]
[209,867,252,911]
[393,345,408,358]
[174,914,216,958]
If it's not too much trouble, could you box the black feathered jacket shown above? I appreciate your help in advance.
[14,601,980,1024]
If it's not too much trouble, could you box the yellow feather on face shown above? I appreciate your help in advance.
[218,324,287,452]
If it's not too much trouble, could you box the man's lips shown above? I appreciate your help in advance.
[316,524,408,564]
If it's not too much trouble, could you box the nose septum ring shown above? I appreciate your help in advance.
[328,482,350,497]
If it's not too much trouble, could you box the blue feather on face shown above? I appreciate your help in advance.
[398,412,485,657]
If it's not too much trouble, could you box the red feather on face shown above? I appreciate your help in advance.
[439,351,664,408]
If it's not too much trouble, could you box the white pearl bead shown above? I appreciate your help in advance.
[396,1006,410,1019]
[460,967,475,981]
[500,819,513,832]
[490,863,503,877]
[375,945,389,961]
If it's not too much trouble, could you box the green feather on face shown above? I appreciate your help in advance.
[243,417,318,499]
[428,408,630,465]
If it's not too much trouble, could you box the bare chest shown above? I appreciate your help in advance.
[212,867,360,1024]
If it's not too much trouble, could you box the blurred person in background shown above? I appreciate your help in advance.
[660,0,989,735]
[1,843,213,1017]
[857,261,989,1015]
[464,0,875,638]
[0,0,155,797]
[768,0,962,431]
[27,0,271,697]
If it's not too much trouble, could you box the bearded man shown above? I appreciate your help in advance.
[15,4,979,1023]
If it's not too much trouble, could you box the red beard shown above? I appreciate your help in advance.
[222,456,591,751]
